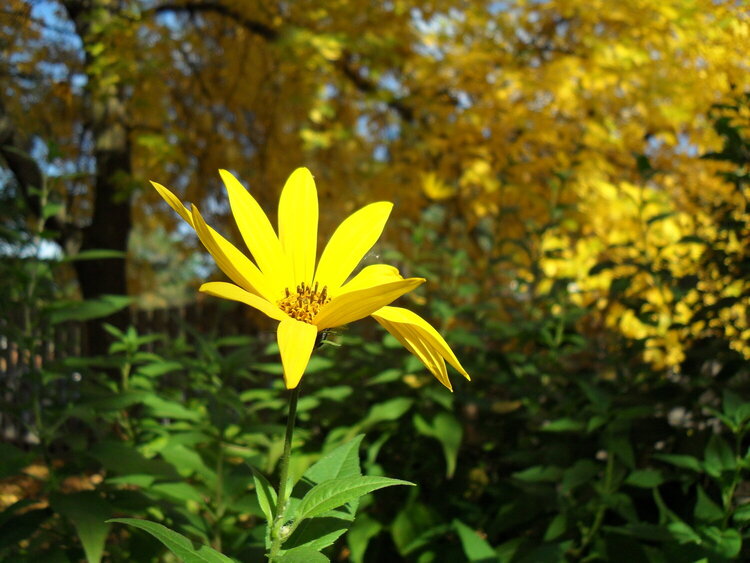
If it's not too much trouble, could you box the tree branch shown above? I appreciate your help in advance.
[151,2,416,122]
[153,2,279,41]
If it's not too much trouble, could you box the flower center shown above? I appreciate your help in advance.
[277,281,330,324]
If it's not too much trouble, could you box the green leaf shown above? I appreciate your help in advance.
[42,201,64,219]
[561,460,599,493]
[512,465,563,483]
[667,521,701,544]
[108,519,236,563]
[0,506,52,550]
[89,440,178,478]
[701,525,742,558]
[138,361,183,377]
[141,394,202,421]
[625,469,664,489]
[653,453,703,472]
[360,398,413,429]
[62,249,126,262]
[704,434,735,477]
[50,492,111,563]
[541,418,585,432]
[347,514,382,563]
[283,517,350,553]
[276,547,329,562]
[294,475,414,523]
[733,502,750,524]
[302,435,364,485]
[694,486,723,523]
[453,519,497,561]
[413,412,463,478]
[150,482,205,503]
[543,514,567,542]
[160,443,216,482]
[47,295,132,324]
[251,467,277,524]
[608,433,635,469]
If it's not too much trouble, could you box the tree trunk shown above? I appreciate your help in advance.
[66,0,132,356]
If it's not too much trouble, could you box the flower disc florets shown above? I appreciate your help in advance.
[277,281,330,324]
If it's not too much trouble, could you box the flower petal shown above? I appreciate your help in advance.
[151,181,194,226]
[314,202,393,292]
[371,306,471,387]
[333,264,404,297]
[375,314,452,390]
[277,318,318,389]
[199,282,288,322]
[220,169,292,290]
[278,168,318,286]
[191,204,278,302]
[314,278,424,330]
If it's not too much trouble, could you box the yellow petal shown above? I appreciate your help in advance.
[199,282,288,322]
[314,278,424,330]
[191,204,278,302]
[371,306,471,385]
[151,181,194,226]
[375,314,453,390]
[333,264,403,297]
[220,169,292,290]
[279,167,318,287]
[314,202,393,292]
[277,318,318,389]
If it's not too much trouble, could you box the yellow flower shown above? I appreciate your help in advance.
[152,168,470,390]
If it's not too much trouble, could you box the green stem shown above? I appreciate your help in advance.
[268,387,300,561]
[213,438,225,551]
[577,452,615,559]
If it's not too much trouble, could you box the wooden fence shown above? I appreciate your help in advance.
[0,300,262,443]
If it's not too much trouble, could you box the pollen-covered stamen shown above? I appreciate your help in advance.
[277,281,331,324]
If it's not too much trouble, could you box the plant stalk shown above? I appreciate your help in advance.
[268,386,300,561]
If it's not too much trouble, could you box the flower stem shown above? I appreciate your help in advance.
[269,387,300,561]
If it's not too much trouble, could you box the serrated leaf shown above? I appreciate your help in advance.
[251,467,277,524]
[283,517,350,553]
[453,519,497,561]
[294,476,414,523]
[51,492,111,563]
[302,435,364,485]
[108,519,235,563]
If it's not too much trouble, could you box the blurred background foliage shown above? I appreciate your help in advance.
[1,0,749,561]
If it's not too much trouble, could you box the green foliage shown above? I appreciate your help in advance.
[2,96,750,562]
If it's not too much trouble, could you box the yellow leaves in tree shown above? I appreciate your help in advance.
[152,168,470,390]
